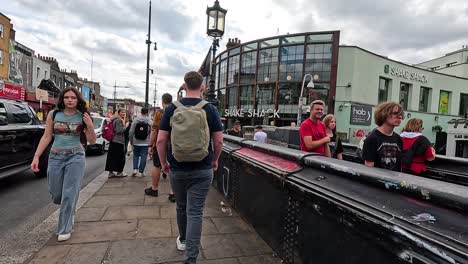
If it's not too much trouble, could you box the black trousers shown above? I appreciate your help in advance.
[105,141,125,172]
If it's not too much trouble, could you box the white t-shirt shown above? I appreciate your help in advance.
[254,131,267,143]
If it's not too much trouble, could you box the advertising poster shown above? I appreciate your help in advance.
[439,90,449,114]
[81,85,90,107]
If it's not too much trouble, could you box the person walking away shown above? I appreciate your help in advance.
[362,102,404,172]
[157,71,223,264]
[400,118,436,175]
[253,125,267,143]
[147,93,176,202]
[323,114,344,160]
[299,100,331,157]
[227,120,243,137]
[129,108,151,177]
[31,87,96,242]
[105,109,128,177]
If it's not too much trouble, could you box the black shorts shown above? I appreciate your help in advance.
[152,148,161,168]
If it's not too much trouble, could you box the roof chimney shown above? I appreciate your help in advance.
[226,37,241,50]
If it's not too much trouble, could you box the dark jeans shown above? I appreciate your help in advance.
[170,169,213,264]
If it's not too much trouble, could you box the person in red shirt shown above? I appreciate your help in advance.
[400,118,436,175]
[299,100,331,156]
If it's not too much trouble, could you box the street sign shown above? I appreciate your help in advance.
[35,88,49,101]
[350,104,372,126]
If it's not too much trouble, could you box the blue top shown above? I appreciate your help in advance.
[51,111,84,149]
[159,98,223,171]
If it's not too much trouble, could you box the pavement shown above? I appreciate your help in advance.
[24,156,280,264]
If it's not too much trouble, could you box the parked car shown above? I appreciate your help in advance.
[0,98,50,179]
[86,116,109,155]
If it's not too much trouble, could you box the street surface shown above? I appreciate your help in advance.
[0,153,106,259]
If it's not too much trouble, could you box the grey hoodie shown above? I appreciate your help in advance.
[129,115,151,146]
[110,115,125,144]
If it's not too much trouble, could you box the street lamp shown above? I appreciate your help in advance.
[206,0,227,107]
[145,0,157,108]
[297,74,315,126]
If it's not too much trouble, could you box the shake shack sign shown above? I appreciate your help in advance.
[384,64,428,84]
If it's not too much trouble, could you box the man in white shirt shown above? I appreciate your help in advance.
[254,125,267,143]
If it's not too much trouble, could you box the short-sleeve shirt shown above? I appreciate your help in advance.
[299,118,327,154]
[159,98,223,171]
[362,129,403,172]
[254,131,267,143]
[329,132,344,158]
[151,109,164,148]
[51,111,84,149]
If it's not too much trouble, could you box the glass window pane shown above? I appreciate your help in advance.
[219,59,228,88]
[278,83,301,114]
[378,78,389,103]
[256,84,275,110]
[240,51,257,85]
[419,87,431,112]
[460,93,468,116]
[7,103,32,123]
[279,45,304,82]
[221,52,228,60]
[307,34,333,42]
[227,87,238,110]
[399,82,410,110]
[439,90,450,114]
[257,48,278,82]
[229,47,240,56]
[239,85,254,110]
[218,89,226,114]
[259,38,279,48]
[227,55,240,85]
[280,36,305,45]
[243,43,258,52]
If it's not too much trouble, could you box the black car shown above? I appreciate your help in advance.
[0,98,49,179]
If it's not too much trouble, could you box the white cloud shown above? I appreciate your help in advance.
[2,0,467,104]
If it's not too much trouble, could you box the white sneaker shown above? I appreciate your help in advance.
[132,169,138,177]
[176,236,186,251]
[138,172,145,178]
[58,233,71,242]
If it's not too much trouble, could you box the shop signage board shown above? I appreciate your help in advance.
[0,83,26,100]
[384,64,429,84]
[350,104,372,125]
[35,88,49,101]
[224,108,280,118]
[81,85,90,107]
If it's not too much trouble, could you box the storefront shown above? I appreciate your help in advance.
[213,31,341,128]
[334,46,468,144]
[0,82,26,101]
[25,92,55,120]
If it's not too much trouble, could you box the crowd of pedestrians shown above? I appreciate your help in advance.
[30,69,437,264]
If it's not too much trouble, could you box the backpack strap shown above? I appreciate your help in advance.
[194,100,209,109]
[173,101,186,109]
[52,110,59,121]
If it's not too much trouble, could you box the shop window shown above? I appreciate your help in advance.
[227,87,238,110]
[378,77,390,103]
[279,45,304,82]
[0,23,3,38]
[240,51,257,84]
[239,85,254,110]
[259,38,279,48]
[0,49,3,65]
[242,42,257,52]
[419,87,431,112]
[256,84,275,110]
[399,82,411,110]
[278,83,300,114]
[218,59,227,89]
[257,48,278,82]
[227,55,240,85]
[438,90,451,115]
[460,93,468,116]
[305,44,332,82]
[307,34,333,42]
[280,36,305,45]
[308,84,330,113]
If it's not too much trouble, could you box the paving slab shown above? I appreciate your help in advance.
[29,242,108,264]
[106,238,199,264]
[211,217,253,234]
[231,233,273,256]
[84,194,144,208]
[237,254,281,263]
[170,218,219,237]
[144,194,177,205]
[55,220,137,244]
[101,205,160,220]
[95,187,137,196]
[75,207,107,222]
[197,259,239,264]
[200,234,244,259]
[160,204,177,218]
[137,219,172,239]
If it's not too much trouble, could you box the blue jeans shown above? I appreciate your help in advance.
[47,149,86,235]
[133,145,149,173]
[170,169,213,264]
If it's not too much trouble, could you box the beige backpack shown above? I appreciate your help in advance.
[170,100,210,162]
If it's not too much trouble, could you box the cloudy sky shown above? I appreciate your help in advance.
[1,0,467,104]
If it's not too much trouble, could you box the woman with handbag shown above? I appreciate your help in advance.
[31,87,96,242]
[105,109,128,177]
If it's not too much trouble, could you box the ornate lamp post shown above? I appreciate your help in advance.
[206,0,227,107]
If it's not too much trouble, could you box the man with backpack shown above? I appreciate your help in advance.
[129,107,151,177]
[156,71,223,264]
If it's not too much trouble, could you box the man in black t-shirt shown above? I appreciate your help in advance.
[156,71,223,263]
[362,102,404,172]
